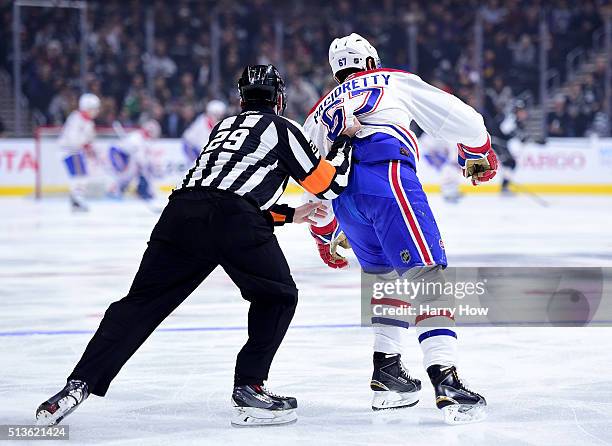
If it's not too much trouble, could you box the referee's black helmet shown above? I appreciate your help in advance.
[238,64,286,115]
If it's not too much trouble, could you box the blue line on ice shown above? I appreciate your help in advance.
[0,323,362,337]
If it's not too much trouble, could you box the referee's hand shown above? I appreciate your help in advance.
[294,202,328,225]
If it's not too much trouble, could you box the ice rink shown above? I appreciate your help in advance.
[2,193,612,445]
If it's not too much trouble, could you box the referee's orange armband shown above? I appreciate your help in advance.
[299,159,336,195]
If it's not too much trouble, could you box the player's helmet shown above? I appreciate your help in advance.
[206,99,228,121]
[141,119,161,139]
[238,64,286,115]
[329,33,381,83]
[78,93,101,114]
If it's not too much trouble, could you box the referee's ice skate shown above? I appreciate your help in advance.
[427,365,486,424]
[231,385,297,427]
[370,352,421,410]
[36,380,89,426]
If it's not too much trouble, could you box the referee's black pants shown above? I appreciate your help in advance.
[68,188,298,396]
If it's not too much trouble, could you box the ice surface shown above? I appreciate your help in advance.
[1,194,612,445]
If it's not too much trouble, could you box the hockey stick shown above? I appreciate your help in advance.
[511,183,551,207]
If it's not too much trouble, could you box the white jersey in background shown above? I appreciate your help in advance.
[183,113,216,149]
[58,110,96,155]
[182,100,227,161]
[60,92,100,211]
[109,120,161,201]
[113,131,149,168]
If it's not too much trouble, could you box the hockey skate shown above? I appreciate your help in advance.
[427,365,486,425]
[70,194,89,212]
[500,179,515,197]
[370,353,421,410]
[231,384,297,427]
[36,380,89,426]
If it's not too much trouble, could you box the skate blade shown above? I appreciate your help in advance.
[442,404,487,425]
[36,397,78,427]
[231,406,297,427]
[372,391,419,410]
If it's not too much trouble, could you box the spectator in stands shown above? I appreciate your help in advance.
[170,32,192,74]
[548,95,575,137]
[284,62,320,122]
[590,104,610,137]
[48,84,77,125]
[145,40,177,80]
[25,63,55,123]
[566,83,591,136]
[486,76,514,116]
[180,104,197,135]
[97,97,119,127]
[122,74,147,123]
[161,101,187,138]
[2,0,608,138]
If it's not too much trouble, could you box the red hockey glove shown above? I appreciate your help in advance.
[457,134,498,185]
[83,143,97,159]
[309,218,350,269]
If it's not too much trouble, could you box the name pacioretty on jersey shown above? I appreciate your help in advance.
[311,72,391,125]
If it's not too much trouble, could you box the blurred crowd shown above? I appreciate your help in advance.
[547,59,609,137]
[0,0,608,137]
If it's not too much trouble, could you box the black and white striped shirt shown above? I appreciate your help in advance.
[177,106,352,210]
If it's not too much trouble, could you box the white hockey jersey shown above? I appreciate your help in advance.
[58,111,96,155]
[303,68,488,159]
[302,68,489,226]
[182,113,216,148]
[114,130,149,167]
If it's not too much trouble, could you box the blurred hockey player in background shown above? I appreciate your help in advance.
[483,102,522,195]
[57,93,100,211]
[418,131,462,203]
[181,99,227,162]
[304,33,496,424]
[108,120,161,201]
[488,116,516,195]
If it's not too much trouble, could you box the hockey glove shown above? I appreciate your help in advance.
[83,143,98,160]
[457,134,498,185]
[310,218,351,269]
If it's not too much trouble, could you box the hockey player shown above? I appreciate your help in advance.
[108,120,161,201]
[487,106,520,195]
[57,93,100,211]
[304,34,496,424]
[182,99,227,162]
[36,65,358,428]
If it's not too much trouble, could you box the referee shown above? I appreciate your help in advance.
[37,65,359,427]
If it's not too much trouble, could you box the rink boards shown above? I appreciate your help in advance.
[0,135,612,196]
